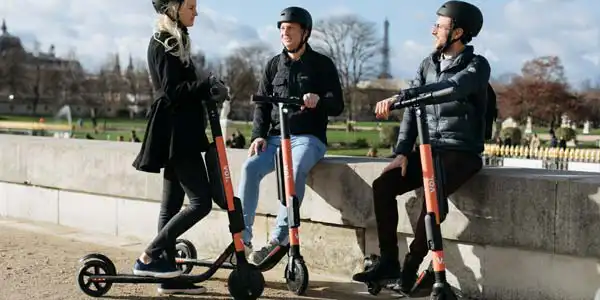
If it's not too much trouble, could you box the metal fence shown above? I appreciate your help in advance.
[482,144,600,171]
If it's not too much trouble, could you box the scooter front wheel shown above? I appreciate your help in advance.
[77,259,114,297]
[285,258,309,295]
[175,238,197,274]
[228,264,265,300]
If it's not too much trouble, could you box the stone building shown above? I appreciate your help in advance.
[0,19,152,118]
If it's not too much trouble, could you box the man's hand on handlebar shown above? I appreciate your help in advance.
[374,96,397,120]
[301,93,319,110]
[248,137,267,157]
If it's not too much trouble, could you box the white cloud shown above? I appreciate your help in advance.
[387,0,600,85]
[1,0,598,86]
[328,5,354,17]
[0,0,271,72]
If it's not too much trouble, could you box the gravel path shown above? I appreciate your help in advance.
[0,218,407,300]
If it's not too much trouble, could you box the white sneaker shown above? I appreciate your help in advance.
[249,242,279,265]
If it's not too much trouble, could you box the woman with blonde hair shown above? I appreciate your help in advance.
[131,0,227,295]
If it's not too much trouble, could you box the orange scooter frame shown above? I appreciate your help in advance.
[170,94,316,296]
[75,88,266,300]
[250,94,310,295]
[363,87,460,300]
[393,87,457,300]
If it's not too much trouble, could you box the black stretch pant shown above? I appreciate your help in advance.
[372,150,482,262]
[144,158,213,264]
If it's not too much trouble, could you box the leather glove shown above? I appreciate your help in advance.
[208,75,229,103]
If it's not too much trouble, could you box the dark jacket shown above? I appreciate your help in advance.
[251,44,344,145]
[132,30,212,173]
[394,45,491,156]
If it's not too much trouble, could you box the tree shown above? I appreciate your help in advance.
[222,43,272,103]
[60,49,86,105]
[0,44,27,99]
[191,50,211,79]
[575,85,600,124]
[312,14,381,122]
[521,55,566,83]
[498,56,577,126]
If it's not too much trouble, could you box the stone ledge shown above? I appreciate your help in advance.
[0,135,599,258]
[1,181,599,300]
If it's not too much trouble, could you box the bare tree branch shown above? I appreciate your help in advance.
[311,14,381,121]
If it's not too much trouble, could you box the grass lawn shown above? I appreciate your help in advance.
[2,114,599,156]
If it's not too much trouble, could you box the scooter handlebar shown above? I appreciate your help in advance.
[251,95,305,106]
[390,87,455,110]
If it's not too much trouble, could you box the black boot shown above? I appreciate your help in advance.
[400,253,423,292]
[352,255,401,283]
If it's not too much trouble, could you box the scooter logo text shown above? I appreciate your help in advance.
[222,166,230,183]
[427,177,435,193]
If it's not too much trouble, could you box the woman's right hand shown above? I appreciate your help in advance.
[248,138,267,157]
[208,76,229,102]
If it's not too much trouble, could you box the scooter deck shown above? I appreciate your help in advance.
[86,273,214,283]
[178,244,289,272]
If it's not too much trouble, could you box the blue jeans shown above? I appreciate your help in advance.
[238,134,327,245]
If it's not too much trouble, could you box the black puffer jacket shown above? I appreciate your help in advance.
[394,45,491,156]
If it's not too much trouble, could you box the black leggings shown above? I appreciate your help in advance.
[372,150,482,261]
[144,158,213,263]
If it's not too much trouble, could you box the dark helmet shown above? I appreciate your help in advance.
[152,0,183,14]
[436,1,483,38]
[277,6,313,34]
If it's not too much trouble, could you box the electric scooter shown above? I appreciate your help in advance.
[360,87,461,300]
[75,85,265,300]
[171,94,315,296]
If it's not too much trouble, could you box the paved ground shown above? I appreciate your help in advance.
[0,217,419,300]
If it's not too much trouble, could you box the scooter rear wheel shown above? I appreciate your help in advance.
[77,259,114,297]
[228,264,265,300]
[285,258,309,295]
[175,238,197,274]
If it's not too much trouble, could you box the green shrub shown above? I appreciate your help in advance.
[500,127,522,144]
[354,138,369,148]
[379,125,400,148]
[555,127,576,141]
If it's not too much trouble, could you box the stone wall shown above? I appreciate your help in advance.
[0,135,598,299]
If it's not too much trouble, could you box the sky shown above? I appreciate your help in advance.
[1,0,599,87]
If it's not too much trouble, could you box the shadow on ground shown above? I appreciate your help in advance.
[104,277,384,300]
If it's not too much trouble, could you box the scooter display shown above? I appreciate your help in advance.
[75,87,265,300]
[360,87,462,300]
[171,94,316,296]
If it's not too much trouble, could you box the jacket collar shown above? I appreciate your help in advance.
[280,43,315,66]
[429,45,475,71]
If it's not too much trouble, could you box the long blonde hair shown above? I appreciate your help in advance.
[153,1,192,66]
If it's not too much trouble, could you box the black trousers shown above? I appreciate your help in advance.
[372,150,482,261]
[144,158,213,263]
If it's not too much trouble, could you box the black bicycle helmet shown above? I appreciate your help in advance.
[436,1,483,38]
[152,0,183,14]
[277,6,313,36]
[277,7,313,53]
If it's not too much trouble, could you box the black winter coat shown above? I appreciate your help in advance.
[132,30,212,173]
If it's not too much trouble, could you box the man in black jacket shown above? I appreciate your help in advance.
[352,0,489,292]
[237,6,344,264]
